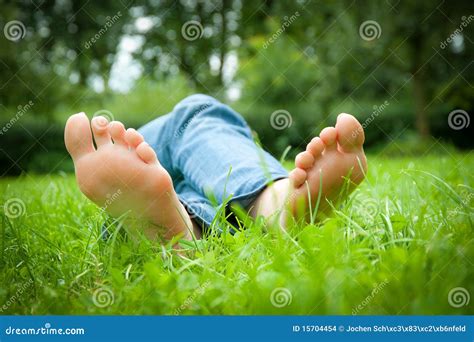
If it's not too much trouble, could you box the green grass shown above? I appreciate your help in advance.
[1,153,473,315]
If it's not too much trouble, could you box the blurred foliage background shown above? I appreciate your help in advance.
[0,0,472,175]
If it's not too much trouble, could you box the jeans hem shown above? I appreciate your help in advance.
[227,171,289,210]
[178,170,288,234]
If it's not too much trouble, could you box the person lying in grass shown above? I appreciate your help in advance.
[64,94,367,241]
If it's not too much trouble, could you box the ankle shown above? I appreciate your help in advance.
[250,178,291,227]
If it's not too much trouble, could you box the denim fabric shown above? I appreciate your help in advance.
[138,94,288,231]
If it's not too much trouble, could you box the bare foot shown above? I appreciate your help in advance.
[64,113,194,241]
[251,113,367,226]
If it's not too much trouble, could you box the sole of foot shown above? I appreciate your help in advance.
[64,112,193,241]
[288,113,367,220]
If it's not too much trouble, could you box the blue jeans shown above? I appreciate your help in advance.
[138,94,288,232]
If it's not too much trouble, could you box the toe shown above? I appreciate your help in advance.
[295,151,315,170]
[108,121,127,146]
[91,116,112,147]
[64,112,95,160]
[125,128,144,148]
[136,142,158,164]
[319,127,337,150]
[336,113,365,153]
[306,137,324,157]
[289,168,307,188]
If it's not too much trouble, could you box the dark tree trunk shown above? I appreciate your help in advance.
[218,0,230,88]
[410,29,431,139]
[413,71,430,138]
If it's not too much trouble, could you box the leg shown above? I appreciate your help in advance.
[251,113,367,227]
[64,113,195,241]
[156,95,288,229]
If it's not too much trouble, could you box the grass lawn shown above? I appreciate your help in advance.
[1,153,473,315]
